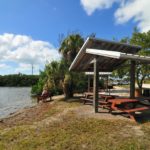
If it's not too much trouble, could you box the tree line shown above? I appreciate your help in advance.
[0,74,39,87]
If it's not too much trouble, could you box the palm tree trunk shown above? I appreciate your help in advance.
[63,82,73,99]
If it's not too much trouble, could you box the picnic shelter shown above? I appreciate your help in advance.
[69,37,150,118]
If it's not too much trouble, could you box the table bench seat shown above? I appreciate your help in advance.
[120,106,150,113]
[116,106,150,121]
[107,98,150,121]
[80,98,93,104]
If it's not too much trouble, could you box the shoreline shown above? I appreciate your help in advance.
[0,103,36,121]
[0,95,64,122]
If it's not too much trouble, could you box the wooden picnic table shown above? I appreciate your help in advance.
[82,92,116,104]
[84,92,93,99]
[100,94,116,101]
[82,93,150,121]
[84,92,116,99]
[108,98,138,106]
[107,98,150,121]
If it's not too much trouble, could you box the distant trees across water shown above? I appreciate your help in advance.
[0,74,39,87]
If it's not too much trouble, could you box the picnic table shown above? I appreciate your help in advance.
[81,92,116,104]
[107,98,150,121]
[84,92,93,99]
[81,93,150,121]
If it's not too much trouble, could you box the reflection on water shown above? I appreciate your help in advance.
[0,87,36,119]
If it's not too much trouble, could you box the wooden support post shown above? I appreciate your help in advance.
[107,75,111,95]
[106,76,108,93]
[130,60,135,98]
[93,57,99,113]
[88,75,91,92]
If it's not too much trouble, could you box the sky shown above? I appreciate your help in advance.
[0,0,150,75]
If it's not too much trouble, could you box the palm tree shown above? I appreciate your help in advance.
[59,34,84,64]
[44,61,63,95]
[58,34,84,99]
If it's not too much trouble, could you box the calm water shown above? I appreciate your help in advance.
[0,87,36,119]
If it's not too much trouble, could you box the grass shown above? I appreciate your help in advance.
[0,98,150,150]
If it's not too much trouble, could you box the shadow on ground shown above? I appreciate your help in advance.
[59,96,83,103]
[57,95,150,124]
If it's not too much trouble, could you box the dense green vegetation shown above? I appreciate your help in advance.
[0,74,39,87]
[32,34,88,97]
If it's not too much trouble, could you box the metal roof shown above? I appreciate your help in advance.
[69,37,142,72]
[86,49,150,62]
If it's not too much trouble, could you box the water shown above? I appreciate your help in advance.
[0,87,36,119]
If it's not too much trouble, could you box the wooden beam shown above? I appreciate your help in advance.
[81,56,94,70]
[130,60,135,98]
[88,75,91,92]
[93,57,99,113]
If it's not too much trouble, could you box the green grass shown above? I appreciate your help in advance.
[0,118,150,150]
[0,98,150,150]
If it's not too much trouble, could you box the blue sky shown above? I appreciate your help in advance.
[0,0,149,75]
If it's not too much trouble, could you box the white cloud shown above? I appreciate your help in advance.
[0,33,60,75]
[114,0,150,32]
[81,0,150,32]
[0,64,10,69]
[80,0,119,15]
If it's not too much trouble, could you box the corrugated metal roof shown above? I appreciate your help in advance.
[69,37,141,72]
